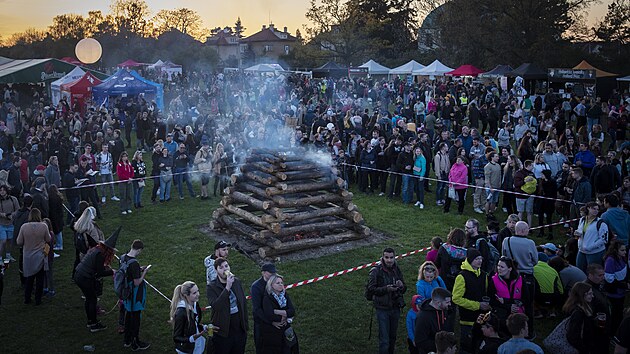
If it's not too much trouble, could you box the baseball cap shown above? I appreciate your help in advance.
[214,240,231,250]
[541,243,558,252]
[261,263,277,274]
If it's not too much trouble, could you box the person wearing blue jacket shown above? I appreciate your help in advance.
[406,295,422,354]
[415,261,447,303]
[574,143,596,176]
[602,194,630,246]
[412,147,427,209]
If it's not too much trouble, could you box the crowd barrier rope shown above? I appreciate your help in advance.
[339,162,585,205]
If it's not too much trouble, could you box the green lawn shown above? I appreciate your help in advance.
[2,172,565,353]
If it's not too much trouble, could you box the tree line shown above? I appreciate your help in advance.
[0,0,628,73]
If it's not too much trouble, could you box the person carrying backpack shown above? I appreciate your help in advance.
[117,239,150,351]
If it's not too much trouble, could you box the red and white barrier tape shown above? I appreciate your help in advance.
[283,246,432,290]
[340,162,584,205]
[529,217,580,230]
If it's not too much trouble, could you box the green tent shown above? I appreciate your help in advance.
[0,57,107,84]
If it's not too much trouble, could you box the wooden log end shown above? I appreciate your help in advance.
[262,201,271,210]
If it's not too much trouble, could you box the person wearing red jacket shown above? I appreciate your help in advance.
[116,152,134,215]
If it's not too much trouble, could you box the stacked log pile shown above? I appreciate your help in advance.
[211,148,370,258]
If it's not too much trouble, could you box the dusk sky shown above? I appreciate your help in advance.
[0,0,614,40]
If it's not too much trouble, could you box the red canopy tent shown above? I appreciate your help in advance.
[60,72,102,114]
[60,57,82,65]
[446,64,485,77]
[117,59,143,68]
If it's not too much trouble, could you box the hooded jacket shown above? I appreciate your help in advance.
[577,216,608,255]
[413,299,455,354]
[452,259,488,325]
[449,162,468,190]
[601,208,630,244]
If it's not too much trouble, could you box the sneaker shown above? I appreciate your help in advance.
[179,196,185,200]
[502,207,508,212]
[127,210,132,214]
[111,196,120,201]
[419,204,425,209]
[474,207,484,214]
[549,311,557,318]
[134,340,150,351]
[54,253,60,258]
[101,196,106,204]
[6,254,16,263]
[414,201,422,207]
[89,322,107,333]
[378,192,385,196]
[122,211,128,215]
[123,340,132,347]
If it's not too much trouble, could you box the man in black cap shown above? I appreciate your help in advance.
[250,262,277,354]
[204,240,230,303]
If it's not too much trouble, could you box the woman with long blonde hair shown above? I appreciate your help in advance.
[73,206,104,257]
[171,281,209,354]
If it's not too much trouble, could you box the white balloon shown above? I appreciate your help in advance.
[75,38,102,64]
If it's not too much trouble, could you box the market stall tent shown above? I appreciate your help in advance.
[244,63,285,73]
[618,75,630,82]
[117,59,144,68]
[506,63,547,80]
[60,72,102,114]
[92,69,163,110]
[446,64,484,77]
[50,66,85,105]
[479,65,514,78]
[312,61,347,78]
[573,60,617,78]
[413,59,454,76]
[0,57,106,84]
[390,60,425,75]
[359,60,390,75]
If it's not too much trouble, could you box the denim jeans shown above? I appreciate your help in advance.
[132,180,144,206]
[587,117,599,133]
[174,167,195,198]
[401,175,414,204]
[576,250,605,273]
[159,175,172,201]
[99,173,115,198]
[376,308,400,354]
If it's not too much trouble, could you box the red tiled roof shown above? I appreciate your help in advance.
[242,28,296,43]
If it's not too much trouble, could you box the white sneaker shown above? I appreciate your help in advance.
[502,207,508,212]
[111,196,120,201]
[419,203,425,209]
[122,211,128,215]
[127,210,132,214]
[378,192,385,196]
[101,197,106,203]
[474,208,484,214]
[53,253,60,258]
[414,201,421,207]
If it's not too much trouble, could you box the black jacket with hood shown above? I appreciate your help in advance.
[413,299,455,354]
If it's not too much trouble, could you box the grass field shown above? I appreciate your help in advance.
[1,167,567,353]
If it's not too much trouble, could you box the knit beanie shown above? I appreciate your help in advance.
[466,248,482,263]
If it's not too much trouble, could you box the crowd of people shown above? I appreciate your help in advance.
[0,68,629,353]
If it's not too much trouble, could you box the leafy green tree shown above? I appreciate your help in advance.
[110,0,151,37]
[48,14,87,40]
[594,0,630,56]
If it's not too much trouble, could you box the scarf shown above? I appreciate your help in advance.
[272,290,287,308]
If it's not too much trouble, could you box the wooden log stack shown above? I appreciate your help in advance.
[212,148,370,258]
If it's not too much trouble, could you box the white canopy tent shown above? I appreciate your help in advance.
[617,75,630,82]
[147,60,164,70]
[244,63,285,74]
[413,59,454,76]
[51,66,85,106]
[390,60,425,75]
[359,60,390,75]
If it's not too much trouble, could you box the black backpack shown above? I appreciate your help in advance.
[74,231,89,254]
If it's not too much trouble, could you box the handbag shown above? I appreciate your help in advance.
[543,317,579,354]
[284,326,298,348]
[138,180,145,188]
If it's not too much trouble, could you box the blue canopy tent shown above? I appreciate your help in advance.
[92,68,164,110]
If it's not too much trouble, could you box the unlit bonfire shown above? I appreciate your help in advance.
[211,148,370,258]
